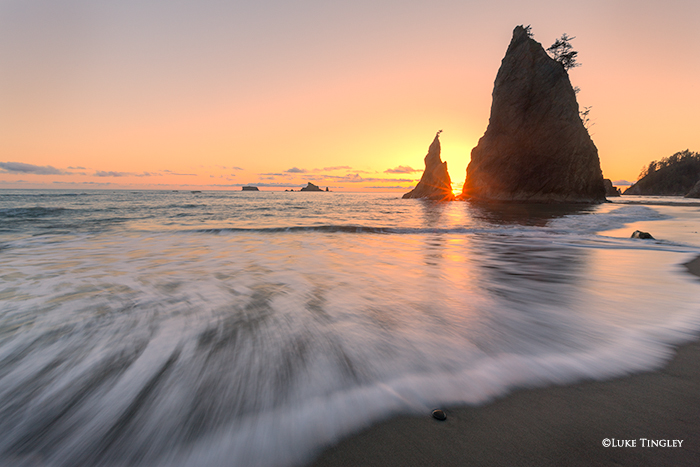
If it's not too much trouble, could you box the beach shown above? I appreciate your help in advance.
[311,260,700,467]
[2,191,700,466]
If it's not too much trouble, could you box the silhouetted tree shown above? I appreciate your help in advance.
[547,33,580,70]
[579,106,593,131]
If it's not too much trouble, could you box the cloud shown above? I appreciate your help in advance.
[207,182,305,188]
[384,165,420,174]
[94,171,131,177]
[613,179,633,186]
[364,185,412,189]
[321,173,415,183]
[0,162,65,175]
[163,170,197,176]
[313,166,352,172]
[284,167,308,174]
[52,181,114,186]
[68,166,86,170]
[231,166,244,170]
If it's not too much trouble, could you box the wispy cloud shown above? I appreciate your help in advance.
[208,182,305,188]
[384,165,420,174]
[67,166,86,170]
[94,171,163,177]
[322,173,415,183]
[94,171,131,177]
[613,179,633,186]
[162,170,197,176]
[314,166,352,172]
[0,162,65,175]
[53,180,115,186]
[285,167,308,174]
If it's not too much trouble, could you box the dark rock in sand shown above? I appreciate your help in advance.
[462,26,606,203]
[431,409,447,421]
[631,230,654,240]
[402,131,454,201]
[604,179,620,197]
[300,182,323,192]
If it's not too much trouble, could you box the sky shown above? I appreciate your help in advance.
[1,0,699,192]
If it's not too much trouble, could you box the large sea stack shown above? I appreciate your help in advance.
[402,131,454,201]
[462,26,606,203]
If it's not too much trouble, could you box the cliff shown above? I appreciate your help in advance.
[462,26,606,203]
[402,131,454,201]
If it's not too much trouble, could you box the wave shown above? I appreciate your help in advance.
[0,207,69,218]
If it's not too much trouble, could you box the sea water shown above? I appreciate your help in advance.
[1,190,700,466]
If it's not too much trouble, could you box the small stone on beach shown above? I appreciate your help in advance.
[431,409,447,421]
[631,230,654,239]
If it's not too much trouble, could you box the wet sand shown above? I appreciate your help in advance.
[310,257,700,467]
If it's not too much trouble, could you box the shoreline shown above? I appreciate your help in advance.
[310,257,700,467]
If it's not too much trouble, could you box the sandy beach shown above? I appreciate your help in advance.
[311,258,700,467]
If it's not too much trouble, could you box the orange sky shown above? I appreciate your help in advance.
[1,0,699,191]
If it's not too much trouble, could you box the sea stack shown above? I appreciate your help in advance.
[402,131,454,201]
[300,182,323,192]
[462,26,606,203]
[604,179,620,197]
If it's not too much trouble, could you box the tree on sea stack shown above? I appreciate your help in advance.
[462,25,606,203]
[402,130,455,201]
[547,33,580,70]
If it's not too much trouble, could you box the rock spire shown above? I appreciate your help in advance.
[402,131,454,201]
[462,26,606,203]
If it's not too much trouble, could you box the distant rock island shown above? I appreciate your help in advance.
[242,186,259,191]
[402,130,454,201]
[299,182,328,192]
[461,25,606,203]
[623,150,700,196]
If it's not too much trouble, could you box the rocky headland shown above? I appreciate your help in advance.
[685,180,700,198]
[623,150,700,196]
[402,131,454,201]
[461,26,606,203]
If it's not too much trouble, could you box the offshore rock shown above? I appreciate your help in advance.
[604,179,620,197]
[402,131,454,201]
[300,182,323,192]
[462,26,606,203]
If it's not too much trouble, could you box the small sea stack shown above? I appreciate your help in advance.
[242,186,259,191]
[462,26,606,203]
[402,131,454,201]
[300,182,324,192]
[604,179,620,197]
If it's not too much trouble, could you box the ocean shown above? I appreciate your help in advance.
[1,189,700,467]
